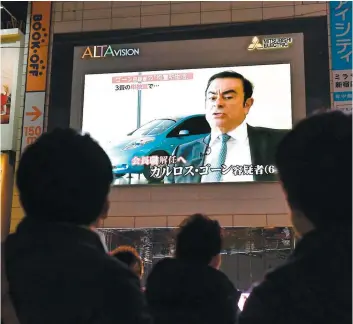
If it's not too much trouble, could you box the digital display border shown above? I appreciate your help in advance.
[70,33,305,187]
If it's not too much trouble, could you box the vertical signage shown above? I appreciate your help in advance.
[21,93,45,148]
[25,1,51,92]
[329,1,352,114]
[21,1,51,153]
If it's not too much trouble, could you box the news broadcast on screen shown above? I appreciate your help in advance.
[81,63,292,186]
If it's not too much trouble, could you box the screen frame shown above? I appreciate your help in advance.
[69,33,304,187]
[70,33,305,132]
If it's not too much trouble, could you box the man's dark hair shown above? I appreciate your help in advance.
[176,214,222,264]
[275,111,352,229]
[16,128,113,225]
[111,246,143,277]
[205,71,254,105]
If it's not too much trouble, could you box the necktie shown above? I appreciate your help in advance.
[202,134,231,183]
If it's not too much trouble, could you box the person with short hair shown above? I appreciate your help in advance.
[167,71,288,184]
[237,111,352,324]
[145,213,240,324]
[111,246,144,279]
[4,128,151,324]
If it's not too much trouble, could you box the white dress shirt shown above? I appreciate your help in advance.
[201,121,254,182]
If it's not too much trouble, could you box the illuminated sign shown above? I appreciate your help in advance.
[21,1,51,154]
[248,36,293,51]
[81,45,140,59]
[26,1,51,92]
[329,1,352,111]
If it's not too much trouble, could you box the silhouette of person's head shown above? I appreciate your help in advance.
[176,214,222,269]
[17,128,113,226]
[111,246,144,279]
[275,111,352,236]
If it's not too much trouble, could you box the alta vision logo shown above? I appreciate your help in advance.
[81,45,140,59]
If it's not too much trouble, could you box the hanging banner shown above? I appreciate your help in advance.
[25,1,51,92]
[1,29,24,151]
[329,1,352,113]
[21,1,52,154]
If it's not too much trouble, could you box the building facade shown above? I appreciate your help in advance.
[10,1,334,231]
[8,0,345,290]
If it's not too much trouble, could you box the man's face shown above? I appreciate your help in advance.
[205,77,253,133]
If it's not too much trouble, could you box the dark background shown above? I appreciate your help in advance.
[100,227,294,290]
[1,1,28,33]
[49,16,330,131]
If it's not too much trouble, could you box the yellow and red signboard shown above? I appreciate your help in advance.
[25,1,51,92]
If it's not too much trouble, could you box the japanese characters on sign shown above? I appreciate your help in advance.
[125,155,277,179]
[115,84,159,91]
[149,164,277,179]
[112,73,194,84]
[131,155,178,166]
[330,1,352,70]
[333,70,353,102]
[112,73,194,92]
[329,1,352,112]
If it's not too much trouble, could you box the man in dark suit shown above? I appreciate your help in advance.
[166,71,288,183]
[3,129,152,324]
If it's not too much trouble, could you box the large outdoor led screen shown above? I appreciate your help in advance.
[82,63,292,186]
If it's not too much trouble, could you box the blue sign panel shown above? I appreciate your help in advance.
[334,91,353,101]
[329,1,352,71]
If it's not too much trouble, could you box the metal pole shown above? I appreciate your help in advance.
[137,72,142,128]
